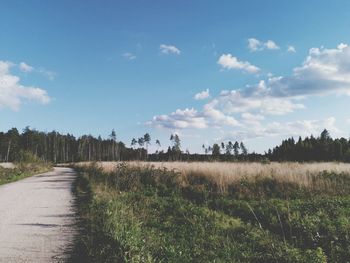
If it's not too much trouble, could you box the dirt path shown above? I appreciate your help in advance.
[0,167,77,262]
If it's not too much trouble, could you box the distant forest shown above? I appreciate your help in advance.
[0,127,349,163]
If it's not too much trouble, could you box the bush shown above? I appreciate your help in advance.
[72,163,350,262]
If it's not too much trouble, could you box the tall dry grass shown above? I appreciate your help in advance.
[75,161,350,193]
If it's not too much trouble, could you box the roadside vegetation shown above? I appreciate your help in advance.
[70,161,350,262]
[0,151,52,185]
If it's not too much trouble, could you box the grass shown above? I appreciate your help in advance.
[0,158,52,185]
[70,162,350,262]
[75,161,350,198]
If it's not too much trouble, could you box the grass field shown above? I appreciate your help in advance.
[72,161,350,262]
[0,162,52,185]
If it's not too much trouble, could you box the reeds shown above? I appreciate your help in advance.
[75,161,350,196]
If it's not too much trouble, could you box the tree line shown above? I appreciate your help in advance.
[0,127,134,163]
[2,127,348,163]
[0,127,258,163]
[268,129,350,162]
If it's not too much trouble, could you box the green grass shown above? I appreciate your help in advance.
[0,152,53,185]
[0,163,52,185]
[71,163,347,262]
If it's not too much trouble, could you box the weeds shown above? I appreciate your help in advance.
[0,152,52,185]
[71,162,345,262]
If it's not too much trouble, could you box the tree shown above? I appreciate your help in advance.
[240,142,248,156]
[138,137,145,159]
[226,141,233,155]
[143,133,151,150]
[5,128,19,162]
[170,134,181,160]
[221,142,225,151]
[212,144,221,158]
[109,129,117,160]
[131,138,137,149]
[202,144,207,154]
[320,129,331,141]
[137,137,144,147]
[233,141,240,156]
[155,139,161,152]
[170,134,181,152]
[143,133,151,159]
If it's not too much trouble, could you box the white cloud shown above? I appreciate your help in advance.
[19,62,34,73]
[203,102,239,127]
[194,89,210,100]
[217,54,260,74]
[263,117,339,138]
[241,112,265,124]
[269,43,350,97]
[265,40,279,50]
[216,80,304,115]
[122,52,136,60]
[0,61,50,111]
[37,68,56,80]
[216,43,350,115]
[148,43,349,147]
[287,45,296,53]
[147,104,239,130]
[147,108,207,129]
[248,38,280,52]
[160,44,181,55]
[247,38,261,52]
[18,62,56,80]
[222,117,339,141]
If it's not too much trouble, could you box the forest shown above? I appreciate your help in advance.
[1,126,349,163]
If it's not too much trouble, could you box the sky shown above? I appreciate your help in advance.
[1,0,350,153]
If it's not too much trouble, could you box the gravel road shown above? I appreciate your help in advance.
[0,167,77,262]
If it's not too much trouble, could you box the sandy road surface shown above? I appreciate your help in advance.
[0,167,77,262]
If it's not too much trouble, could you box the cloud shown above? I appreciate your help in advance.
[37,68,56,80]
[19,62,34,73]
[217,54,260,73]
[153,43,350,120]
[18,62,56,80]
[147,104,239,130]
[265,40,279,50]
[267,43,350,97]
[148,43,349,147]
[122,52,136,60]
[147,108,207,129]
[247,38,261,52]
[194,89,210,100]
[0,60,50,111]
[223,117,339,141]
[160,44,181,55]
[287,45,296,53]
[202,102,239,127]
[248,38,280,52]
[216,43,350,115]
[241,112,265,124]
[216,82,305,116]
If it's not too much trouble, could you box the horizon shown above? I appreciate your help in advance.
[2,0,350,154]
[0,125,342,155]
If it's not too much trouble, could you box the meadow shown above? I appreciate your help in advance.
[93,162,350,193]
[0,153,52,185]
[71,161,350,262]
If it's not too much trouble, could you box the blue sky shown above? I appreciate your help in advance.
[1,0,350,153]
